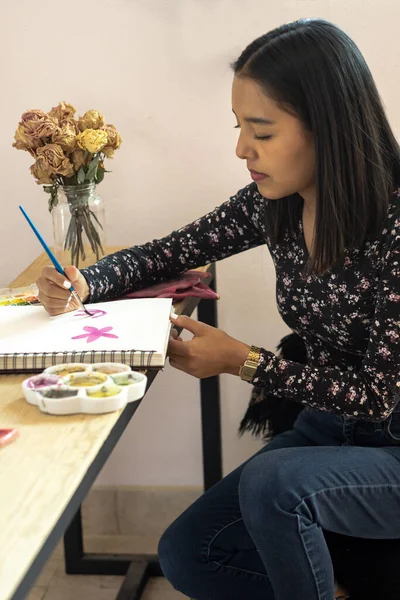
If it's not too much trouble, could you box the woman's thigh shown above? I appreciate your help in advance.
[239,443,400,540]
[157,424,315,598]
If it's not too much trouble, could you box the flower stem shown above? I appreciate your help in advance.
[62,191,104,268]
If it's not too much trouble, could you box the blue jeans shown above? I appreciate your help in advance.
[158,407,400,600]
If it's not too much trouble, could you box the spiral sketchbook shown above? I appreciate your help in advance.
[0,298,173,373]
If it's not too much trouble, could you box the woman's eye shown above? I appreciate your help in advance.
[233,126,272,141]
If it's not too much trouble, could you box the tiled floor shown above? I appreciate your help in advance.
[26,535,189,600]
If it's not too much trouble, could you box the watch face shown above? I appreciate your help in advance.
[242,365,256,381]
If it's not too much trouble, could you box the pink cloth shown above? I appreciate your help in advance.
[121,270,219,301]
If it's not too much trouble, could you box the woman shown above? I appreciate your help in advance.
[36,19,400,600]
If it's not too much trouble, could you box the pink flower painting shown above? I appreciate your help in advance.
[71,326,118,343]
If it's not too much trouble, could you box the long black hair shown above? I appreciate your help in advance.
[232,19,400,275]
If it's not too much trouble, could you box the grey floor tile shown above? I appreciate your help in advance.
[141,577,189,600]
[43,559,124,597]
[42,587,118,600]
[50,539,64,560]
[47,560,124,590]
[26,588,47,600]
[32,535,190,600]
[35,558,62,587]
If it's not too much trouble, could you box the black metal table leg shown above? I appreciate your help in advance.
[197,263,223,490]
[63,263,222,599]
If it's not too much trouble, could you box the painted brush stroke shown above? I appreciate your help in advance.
[75,309,107,319]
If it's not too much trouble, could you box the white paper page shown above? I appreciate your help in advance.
[0,299,173,356]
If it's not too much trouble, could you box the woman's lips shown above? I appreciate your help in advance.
[249,170,269,182]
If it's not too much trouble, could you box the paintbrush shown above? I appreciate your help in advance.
[19,205,92,316]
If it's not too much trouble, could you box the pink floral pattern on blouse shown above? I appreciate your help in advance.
[81,183,400,421]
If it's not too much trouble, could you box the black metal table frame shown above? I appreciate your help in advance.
[12,263,222,600]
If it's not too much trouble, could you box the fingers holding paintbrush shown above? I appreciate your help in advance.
[36,265,90,316]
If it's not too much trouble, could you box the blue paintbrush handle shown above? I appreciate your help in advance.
[19,205,74,292]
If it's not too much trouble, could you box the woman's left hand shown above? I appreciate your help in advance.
[168,314,251,379]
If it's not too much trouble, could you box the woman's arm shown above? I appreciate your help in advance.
[81,183,266,302]
[250,210,400,422]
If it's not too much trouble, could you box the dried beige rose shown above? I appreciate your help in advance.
[101,124,122,158]
[20,110,47,136]
[30,159,54,184]
[21,109,47,125]
[19,109,58,140]
[76,129,108,153]
[31,117,58,139]
[48,101,76,122]
[13,125,35,150]
[12,124,44,157]
[57,157,75,177]
[12,124,30,150]
[59,118,79,134]
[36,143,74,177]
[52,121,77,153]
[78,110,105,131]
[70,148,86,170]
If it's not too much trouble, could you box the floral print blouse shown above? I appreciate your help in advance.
[81,183,400,422]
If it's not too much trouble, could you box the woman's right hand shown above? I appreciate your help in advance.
[36,265,90,316]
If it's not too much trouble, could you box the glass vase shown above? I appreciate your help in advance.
[51,183,106,269]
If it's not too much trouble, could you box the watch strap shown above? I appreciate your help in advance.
[239,345,261,382]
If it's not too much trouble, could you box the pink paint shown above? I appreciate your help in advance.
[71,326,119,343]
[75,309,107,319]
[26,374,62,389]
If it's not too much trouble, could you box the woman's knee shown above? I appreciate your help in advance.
[158,520,188,591]
[238,448,310,521]
[158,514,206,595]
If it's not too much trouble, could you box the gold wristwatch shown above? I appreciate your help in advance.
[239,346,261,382]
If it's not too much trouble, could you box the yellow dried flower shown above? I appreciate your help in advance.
[36,143,74,177]
[78,110,105,131]
[101,124,122,158]
[48,101,76,122]
[30,117,58,139]
[57,157,75,177]
[70,148,86,170]
[12,124,44,157]
[13,125,33,150]
[13,124,30,149]
[30,159,54,184]
[52,121,77,153]
[76,129,108,153]
[59,118,79,134]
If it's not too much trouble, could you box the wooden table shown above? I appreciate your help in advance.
[0,249,222,600]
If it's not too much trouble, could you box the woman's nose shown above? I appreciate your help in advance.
[235,133,256,161]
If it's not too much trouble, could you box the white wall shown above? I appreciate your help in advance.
[1,0,399,485]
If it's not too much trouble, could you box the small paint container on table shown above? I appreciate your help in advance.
[37,386,81,415]
[62,372,109,388]
[111,371,147,402]
[44,363,89,377]
[22,373,63,405]
[91,363,131,375]
[83,383,126,414]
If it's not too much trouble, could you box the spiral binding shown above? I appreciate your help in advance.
[0,349,158,374]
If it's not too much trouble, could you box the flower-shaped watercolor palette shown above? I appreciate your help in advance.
[22,362,147,415]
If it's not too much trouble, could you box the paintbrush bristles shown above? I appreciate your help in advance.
[71,291,92,316]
